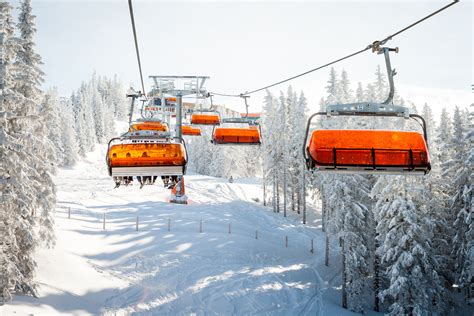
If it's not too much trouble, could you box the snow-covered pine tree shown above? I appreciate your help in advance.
[355,82,364,102]
[447,106,473,300]
[339,69,352,104]
[110,75,127,120]
[293,92,308,214]
[77,82,96,152]
[40,88,62,164]
[373,65,387,102]
[371,176,445,315]
[1,0,56,300]
[261,91,279,208]
[89,76,106,143]
[0,1,26,301]
[341,176,372,313]
[325,67,339,104]
[15,0,56,246]
[364,83,377,103]
[58,97,78,166]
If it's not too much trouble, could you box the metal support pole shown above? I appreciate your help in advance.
[128,96,136,125]
[283,168,287,217]
[273,173,276,213]
[303,169,306,224]
[176,93,183,138]
[381,47,398,105]
[263,166,267,206]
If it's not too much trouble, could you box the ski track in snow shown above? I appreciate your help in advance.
[2,146,352,316]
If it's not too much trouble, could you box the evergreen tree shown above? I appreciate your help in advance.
[339,69,352,103]
[325,67,339,104]
[58,97,78,166]
[40,88,61,164]
[372,177,445,315]
[448,106,473,299]
[355,82,364,102]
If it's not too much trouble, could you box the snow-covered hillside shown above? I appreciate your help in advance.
[2,146,359,315]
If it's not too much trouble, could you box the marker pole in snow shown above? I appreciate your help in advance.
[136,216,139,231]
[228,223,231,234]
[263,166,266,206]
[168,218,171,231]
[311,239,314,254]
[285,236,288,247]
[283,168,288,217]
[68,207,71,219]
[272,173,276,213]
[302,169,306,225]
[255,230,258,240]
[283,169,287,217]
[103,213,106,230]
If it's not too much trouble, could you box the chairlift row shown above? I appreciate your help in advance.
[106,45,432,197]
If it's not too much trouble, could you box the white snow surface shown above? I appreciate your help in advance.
[2,145,363,316]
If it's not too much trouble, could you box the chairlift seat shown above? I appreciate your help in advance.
[129,122,169,132]
[212,127,261,145]
[182,125,202,136]
[307,130,430,174]
[108,142,186,168]
[191,113,220,125]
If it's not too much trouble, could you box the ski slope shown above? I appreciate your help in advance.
[2,145,362,315]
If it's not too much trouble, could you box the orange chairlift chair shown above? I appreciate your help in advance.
[106,133,188,187]
[303,47,431,175]
[190,94,221,125]
[190,109,221,125]
[129,120,169,133]
[182,124,202,136]
[211,119,261,145]
[211,95,261,145]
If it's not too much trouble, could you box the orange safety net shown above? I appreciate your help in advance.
[213,127,261,144]
[307,130,430,168]
[129,122,169,132]
[190,114,220,125]
[182,125,201,136]
[108,143,186,167]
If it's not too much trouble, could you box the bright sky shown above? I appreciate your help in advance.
[14,0,473,114]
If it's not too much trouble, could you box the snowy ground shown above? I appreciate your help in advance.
[2,145,368,315]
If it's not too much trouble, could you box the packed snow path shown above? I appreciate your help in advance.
[3,147,339,315]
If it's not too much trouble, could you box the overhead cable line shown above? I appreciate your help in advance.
[210,0,459,98]
[128,0,146,97]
